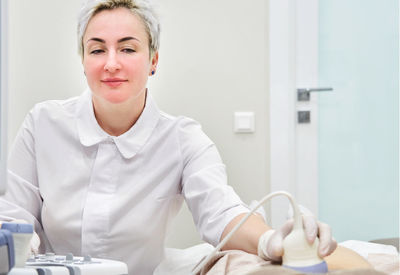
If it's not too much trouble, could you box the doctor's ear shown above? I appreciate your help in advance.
[149,52,159,76]
[151,52,159,66]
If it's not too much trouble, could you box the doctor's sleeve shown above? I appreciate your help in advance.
[178,118,250,247]
[0,110,43,228]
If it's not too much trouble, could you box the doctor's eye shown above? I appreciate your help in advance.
[90,49,105,55]
[122,48,136,54]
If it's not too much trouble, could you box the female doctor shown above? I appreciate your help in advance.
[0,0,337,274]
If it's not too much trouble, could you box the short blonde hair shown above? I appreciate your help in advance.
[77,0,160,59]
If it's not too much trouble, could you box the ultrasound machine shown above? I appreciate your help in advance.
[0,1,127,274]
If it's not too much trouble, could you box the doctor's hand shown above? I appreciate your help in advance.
[257,216,337,262]
[5,219,41,255]
[30,231,41,255]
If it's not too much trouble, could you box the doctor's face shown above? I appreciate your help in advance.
[82,8,157,105]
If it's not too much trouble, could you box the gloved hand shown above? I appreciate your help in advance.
[30,230,41,255]
[1,219,41,255]
[257,215,337,262]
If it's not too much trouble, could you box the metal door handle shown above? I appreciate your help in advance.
[297,87,333,101]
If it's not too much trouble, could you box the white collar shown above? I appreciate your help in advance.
[76,89,160,159]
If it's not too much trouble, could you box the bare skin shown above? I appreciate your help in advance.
[325,246,373,270]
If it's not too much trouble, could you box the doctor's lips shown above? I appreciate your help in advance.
[101,78,128,87]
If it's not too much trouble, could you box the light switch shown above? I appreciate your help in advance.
[234,112,255,133]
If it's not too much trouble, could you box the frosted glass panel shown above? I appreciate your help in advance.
[318,0,399,241]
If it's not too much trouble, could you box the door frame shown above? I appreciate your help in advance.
[268,0,319,227]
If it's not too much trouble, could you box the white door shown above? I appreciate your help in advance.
[269,0,399,242]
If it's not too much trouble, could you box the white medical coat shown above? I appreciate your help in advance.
[0,89,249,274]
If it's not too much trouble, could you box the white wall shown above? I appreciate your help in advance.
[8,0,87,144]
[8,0,270,248]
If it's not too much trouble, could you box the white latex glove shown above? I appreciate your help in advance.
[257,216,337,262]
[1,219,41,255]
[30,231,41,255]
